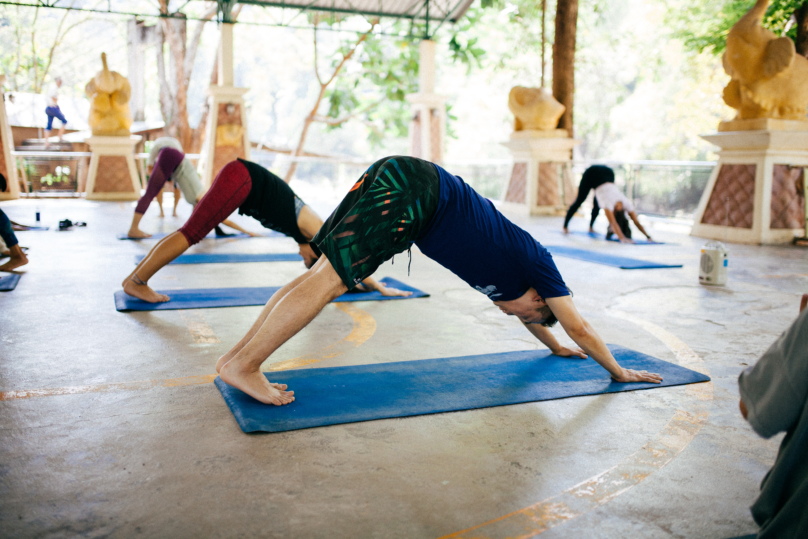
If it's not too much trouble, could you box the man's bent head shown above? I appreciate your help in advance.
[494,288,558,327]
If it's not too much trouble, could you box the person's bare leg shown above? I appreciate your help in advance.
[58,124,65,142]
[156,189,165,218]
[0,245,28,272]
[122,231,190,303]
[127,212,151,238]
[172,186,180,217]
[219,257,347,405]
[216,268,318,372]
[43,130,52,148]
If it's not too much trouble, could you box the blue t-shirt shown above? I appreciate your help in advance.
[415,165,569,302]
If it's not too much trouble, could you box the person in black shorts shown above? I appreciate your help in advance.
[122,159,408,304]
[216,156,663,406]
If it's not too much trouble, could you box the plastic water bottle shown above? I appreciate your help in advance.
[35,207,40,222]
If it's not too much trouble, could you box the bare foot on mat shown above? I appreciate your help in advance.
[122,277,169,303]
[127,228,152,239]
[220,362,295,405]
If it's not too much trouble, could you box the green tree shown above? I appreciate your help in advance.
[667,0,808,56]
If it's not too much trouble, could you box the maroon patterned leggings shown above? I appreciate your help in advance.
[178,160,252,245]
[134,147,184,214]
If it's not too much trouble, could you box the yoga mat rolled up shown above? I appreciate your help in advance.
[214,344,711,433]
[114,277,429,312]
[134,252,303,265]
[0,273,21,291]
[545,245,682,269]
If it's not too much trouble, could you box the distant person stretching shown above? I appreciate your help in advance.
[563,164,615,234]
[214,156,663,406]
[593,181,653,244]
[122,158,407,303]
[126,137,255,239]
[0,208,28,272]
[44,77,67,148]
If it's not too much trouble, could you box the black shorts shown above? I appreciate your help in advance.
[313,156,440,289]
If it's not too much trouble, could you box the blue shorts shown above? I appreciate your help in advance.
[45,106,67,130]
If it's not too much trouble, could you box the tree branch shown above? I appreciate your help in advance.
[312,97,384,126]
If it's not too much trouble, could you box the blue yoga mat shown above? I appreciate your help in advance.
[0,273,21,291]
[114,277,428,312]
[16,225,49,231]
[117,231,281,240]
[214,344,711,433]
[565,230,666,245]
[134,252,303,265]
[545,245,682,269]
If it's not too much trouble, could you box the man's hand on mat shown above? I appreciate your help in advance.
[551,346,587,359]
[611,368,663,384]
[247,231,262,237]
[378,286,412,297]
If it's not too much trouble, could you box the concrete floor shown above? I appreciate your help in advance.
[0,196,805,538]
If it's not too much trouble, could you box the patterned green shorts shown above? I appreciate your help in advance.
[313,156,440,289]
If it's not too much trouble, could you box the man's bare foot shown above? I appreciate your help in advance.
[122,276,169,303]
[0,252,28,272]
[127,228,152,239]
[220,361,294,405]
[172,211,179,218]
[159,212,165,218]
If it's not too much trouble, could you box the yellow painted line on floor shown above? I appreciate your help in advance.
[180,312,221,344]
[440,310,713,539]
[0,303,375,401]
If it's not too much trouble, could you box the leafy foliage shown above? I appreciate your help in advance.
[667,0,805,55]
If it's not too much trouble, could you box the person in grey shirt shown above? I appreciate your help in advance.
[738,294,808,538]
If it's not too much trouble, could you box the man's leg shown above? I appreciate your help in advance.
[172,185,181,217]
[121,231,189,302]
[216,268,317,372]
[156,189,165,217]
[219,256,347,405]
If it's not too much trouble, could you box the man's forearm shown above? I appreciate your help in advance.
[563,320,624,378]
[522,322,563,352]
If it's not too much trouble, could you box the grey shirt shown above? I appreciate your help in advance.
[147,137,204,205]
[738,308,808,538]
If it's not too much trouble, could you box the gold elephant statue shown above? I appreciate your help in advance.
[508,86,566,132]
[722,0,808,121]
[85,52,132,136]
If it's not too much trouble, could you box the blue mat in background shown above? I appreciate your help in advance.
[15,225,49,231]
[565,230,666,245]
[0,273,21,291]
[545,245,682,269]
[114,277,428,311]
[134,252,303,265]
[214,344,711,433]
[117,231,282,240]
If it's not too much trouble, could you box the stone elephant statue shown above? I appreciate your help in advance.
[722,0,808,121]
[85,52,132,136]
[508,86,565,131]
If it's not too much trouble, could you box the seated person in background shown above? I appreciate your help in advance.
[0,208,28,272]
[122,158,407,303]
[738,294,808,539]
[563,164,615,234]
[593,181,653,244]
[126,137,257,239]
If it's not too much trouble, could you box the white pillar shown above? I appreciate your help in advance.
[218,23,234,87]
[406,39,447,164]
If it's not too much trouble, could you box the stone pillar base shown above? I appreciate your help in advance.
[500,130,580,216]
[198,86,250,187]
[691,130,807,245]
[84,135,142,201]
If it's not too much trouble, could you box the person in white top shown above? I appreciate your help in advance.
[44,77,67,147]
[593,182,653,243]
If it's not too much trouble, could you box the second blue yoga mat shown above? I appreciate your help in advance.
[117,231,281,240]
[214,344,711,433]
[565,230,666,245]
[114,277,428,311]
[0,273,21,291]
[134,252,303,264]
[545,245,682,269]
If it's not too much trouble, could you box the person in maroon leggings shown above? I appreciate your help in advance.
[122,159,408,303]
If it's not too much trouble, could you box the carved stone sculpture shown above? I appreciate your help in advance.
[508,87,566,131]
[85,53,132,136]
[722,0,808,121]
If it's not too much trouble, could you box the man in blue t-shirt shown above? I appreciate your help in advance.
[216,156,663,405]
